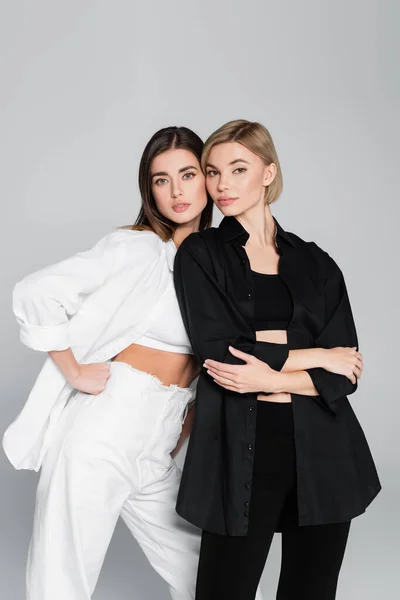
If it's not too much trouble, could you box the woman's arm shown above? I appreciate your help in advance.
[268,369,319,396]
[12,231,134,393]
[303,249,360,413]
[204,346,319,396]
[49,348,110,395]
[13,231,128,352]
[204,344,362,398]
[282,347,362,379]
[203,347,363,396]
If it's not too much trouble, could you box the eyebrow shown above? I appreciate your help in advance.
[151,165,198,178]
[206,159,250,169]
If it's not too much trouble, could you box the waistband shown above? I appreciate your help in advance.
[109,361,197,396]
[256,400,294,436]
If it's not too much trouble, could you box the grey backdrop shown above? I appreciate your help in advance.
[1,1,398,598]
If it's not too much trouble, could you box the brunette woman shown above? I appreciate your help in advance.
[4,127,212,600]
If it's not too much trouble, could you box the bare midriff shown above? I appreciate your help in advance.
[256,329,292,403]
[112,344,199,388]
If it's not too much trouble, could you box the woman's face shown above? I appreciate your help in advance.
[151,149,208,226]
[205,142,276,217]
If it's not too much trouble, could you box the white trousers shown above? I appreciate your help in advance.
[27,362,201,600]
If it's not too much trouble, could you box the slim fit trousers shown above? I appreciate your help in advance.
[195,402,351,600]
[27,362,201,600]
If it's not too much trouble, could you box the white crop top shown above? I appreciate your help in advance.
[135,280,193,355]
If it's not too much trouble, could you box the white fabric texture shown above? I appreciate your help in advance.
[27,362,200,600]
[4,229,191,470]
[135,283,193,354]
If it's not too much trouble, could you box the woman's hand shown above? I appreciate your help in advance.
[204,346,277,394]
[68,363,111,395]
[49,348,111,394]
[322,347,363,384]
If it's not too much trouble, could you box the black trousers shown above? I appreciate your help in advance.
[195,402,351,600]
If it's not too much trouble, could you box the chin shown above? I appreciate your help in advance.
[169,211,201,226]
[216,204,242,217]
[216,198,256,218]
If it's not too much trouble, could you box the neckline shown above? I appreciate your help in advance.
[251,270,279,277]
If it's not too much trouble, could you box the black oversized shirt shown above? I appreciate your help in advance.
[173,216,381,536]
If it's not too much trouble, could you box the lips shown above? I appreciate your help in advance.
[172,203,191,213]
[217,197,238,206]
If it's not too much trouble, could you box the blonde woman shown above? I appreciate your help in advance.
[174,120,381,600]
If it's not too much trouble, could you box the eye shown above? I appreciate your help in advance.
[233,167,247,174]
[154,178,168,186]
[183,172,196,180]
[206,170,218,177]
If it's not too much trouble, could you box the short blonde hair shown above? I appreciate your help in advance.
[201,120,283,205]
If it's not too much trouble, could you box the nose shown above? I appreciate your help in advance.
[171,181,183,199]
[217,173,229,192]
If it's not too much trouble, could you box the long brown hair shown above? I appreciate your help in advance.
[202,120,283,205]
[127,127,213,241]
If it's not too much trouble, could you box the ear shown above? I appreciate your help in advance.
[263,162,277,187]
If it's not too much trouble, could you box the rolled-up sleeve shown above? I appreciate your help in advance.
[306,253,359,414]
[174,236,289,373]
[13,232,126,352]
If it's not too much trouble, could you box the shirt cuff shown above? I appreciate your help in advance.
[306,368,338,416]
[19,322,70,352]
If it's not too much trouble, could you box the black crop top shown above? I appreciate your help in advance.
[251,271,293,331]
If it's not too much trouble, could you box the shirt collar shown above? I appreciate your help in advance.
[219,215,295,247]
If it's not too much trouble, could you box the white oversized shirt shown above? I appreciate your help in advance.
[3,229,183,471]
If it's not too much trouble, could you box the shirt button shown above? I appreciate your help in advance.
[247,293,252,300]
[245,482,250,490]
[241,259,246,264]
[244,501,249,507]
[247,444,253,451]
[244,511,249,517]
[249,404,255,411]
